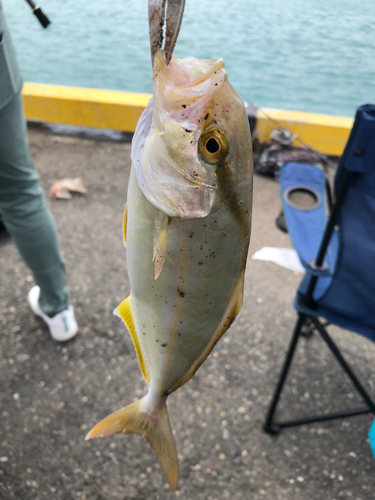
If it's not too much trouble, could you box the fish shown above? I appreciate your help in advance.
[86,5,253,493]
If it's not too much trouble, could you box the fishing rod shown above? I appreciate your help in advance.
[24,0,51,28]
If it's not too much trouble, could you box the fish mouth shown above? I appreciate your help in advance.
[169,57,225,91]
[153,52,228,126]
[154,50,227,101]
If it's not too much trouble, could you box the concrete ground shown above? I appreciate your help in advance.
[0,126,375,500]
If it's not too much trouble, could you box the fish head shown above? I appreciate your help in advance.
[132,50,252,219]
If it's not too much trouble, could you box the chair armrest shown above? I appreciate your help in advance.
[280,162,339,276]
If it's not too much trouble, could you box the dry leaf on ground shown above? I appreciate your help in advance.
[50,178,87,199]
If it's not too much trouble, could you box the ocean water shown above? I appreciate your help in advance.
[3,0,375,118]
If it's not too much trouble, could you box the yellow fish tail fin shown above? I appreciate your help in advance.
[86,397,179,492]
[114,297,149,383]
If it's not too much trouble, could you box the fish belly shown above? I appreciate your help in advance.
[126,169,250,395]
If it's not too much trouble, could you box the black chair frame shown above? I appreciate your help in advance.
[264,170,375,435]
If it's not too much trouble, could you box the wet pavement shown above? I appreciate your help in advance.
[0,126,374,500]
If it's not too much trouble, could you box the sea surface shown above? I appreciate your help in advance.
[3,0,375,117]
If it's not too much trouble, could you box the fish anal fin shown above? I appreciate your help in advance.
[153,215,169,280]
[86,397,179,492]
[170,270,245,393]
[115,297,149,383]
[122,205,128,247]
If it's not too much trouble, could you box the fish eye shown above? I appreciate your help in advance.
[199,129,228,164]
[205,138,220,154]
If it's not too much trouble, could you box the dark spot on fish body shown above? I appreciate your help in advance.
[182,104,186,108]
[161,343,167,347]
[184,128,192,133]
[177,288,185,298]
[204,113,209,120]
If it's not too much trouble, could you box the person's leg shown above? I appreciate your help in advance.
[0,91,69,317]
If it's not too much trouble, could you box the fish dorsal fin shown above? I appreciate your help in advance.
[152,214,169,280]
[169,270,245,393]
[122,205,128,247]
[115,297,149,383]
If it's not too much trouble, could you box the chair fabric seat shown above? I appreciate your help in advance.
[295,173,375,342]
[280,102,375,343]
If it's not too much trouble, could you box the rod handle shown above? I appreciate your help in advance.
[32,5,51,28]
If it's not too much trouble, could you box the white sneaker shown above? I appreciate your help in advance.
[28,286,78,342]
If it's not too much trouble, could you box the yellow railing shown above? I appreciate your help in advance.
[22,83,353,156]
[255,108,353,157]
[23,83,152,133]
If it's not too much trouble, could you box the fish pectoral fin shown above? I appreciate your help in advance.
[170,270,245,393]
[114,297,149,383]
[152,214,170,280]
[86,397,179,492]
[122,205,128,247]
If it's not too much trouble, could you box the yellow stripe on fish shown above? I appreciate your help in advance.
[122,205,127,246]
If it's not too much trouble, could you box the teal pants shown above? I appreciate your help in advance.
[0,8,69,317]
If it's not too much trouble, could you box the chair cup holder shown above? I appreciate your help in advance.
[284,185,322,211]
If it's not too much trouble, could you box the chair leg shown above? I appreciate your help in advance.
[311,317,375,414]
[263,313,306,434]
[301,316,315,338]
[263,315,375,436]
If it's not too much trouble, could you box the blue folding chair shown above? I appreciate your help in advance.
[264,104,375,434]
